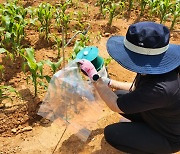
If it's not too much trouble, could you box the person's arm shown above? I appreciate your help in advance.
[110,79,134,91]
[78,59,124,113]
[102,77,134,91]
[93,78,123,113]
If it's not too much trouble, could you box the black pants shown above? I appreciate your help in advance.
[104,90,174,154]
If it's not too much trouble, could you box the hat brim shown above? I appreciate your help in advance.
[106,36,180,74]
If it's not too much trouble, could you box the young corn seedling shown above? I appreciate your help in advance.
[0,15,13,49]
[13,16,28,50]
[104,3,117,26]
[45,57,63,74]
[140,0,149,16]
[55,0,72,42]
[94,31,102,43]
[0,25,14,60]
[0,85,18,103]
[37,3,54,40]
[0,1,28,56]
[84,4,89,18]
[0,52,18,100]
[21,48,45,97]
[104,1,125,27]
[26,6,38,29]
[71,41,84,60]
[104,57,112,67]
[96,0,109,16]
[148,0,160,19]
[51,34,62,58]
[74,11,85,30]
[128,0,134,11]
[158,0,172,24]
[0,48,13,63]
[170,1,180,30]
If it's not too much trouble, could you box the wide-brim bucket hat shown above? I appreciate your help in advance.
[106,21,180,74]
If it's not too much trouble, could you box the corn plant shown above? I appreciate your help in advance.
[74,11,85,30]
[170,1,180,30]
[104,57,112,66]
[148,0,160,19]
[0,85,18,103]
[37,3,54,40]
[128,0,134,11]
[51,34,62,58]
[96,0,109,15]
[104,3,117,26]
[84,4,89,18]
[158,0,173,24]
[26,6,38,29]
[140,0,149,16]
[104,1,125,26]
[0,48,13,73]
[0,1,28,56]
[0,50,18,101]
[0,16,12,48]
[3,0,27,18]
[71,41,84,60]
[0,47,13,60]
[21,48,45,96]
[55,0,72,42]
[94,31,102,43]
[45,58,63,74]
[1,15,27,55]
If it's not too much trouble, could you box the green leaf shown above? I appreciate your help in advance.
[0,27,5,32]
[0,85,18,95]
[5,32,11,39]
[0,65,4,72]
[22,62,28,73]
[73,41,83,55]
[55,57,63,69]
[24,48,37,70]
[38,81,47,89]
[104,57,112,66]
[37,61,44,76]
[44,75,51,83]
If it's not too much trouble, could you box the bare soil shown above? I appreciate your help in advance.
[0,0,180,154]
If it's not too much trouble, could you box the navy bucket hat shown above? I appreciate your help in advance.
[106,21,180,74]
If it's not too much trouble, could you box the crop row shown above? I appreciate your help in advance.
[97,0,180,27]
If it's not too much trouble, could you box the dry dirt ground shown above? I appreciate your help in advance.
[0,0,180,154]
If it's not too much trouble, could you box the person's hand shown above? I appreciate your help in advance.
[78,59,97,79]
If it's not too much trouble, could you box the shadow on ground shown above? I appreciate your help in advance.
[19,88,43,125]
[58,128,124,154]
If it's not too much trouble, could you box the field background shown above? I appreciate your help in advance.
[0,0,179,153]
